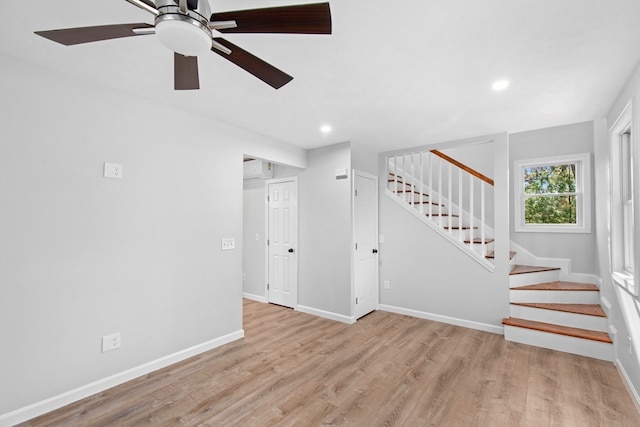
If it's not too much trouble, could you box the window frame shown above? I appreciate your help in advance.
[609,102,636,295]
[514,153,591,233]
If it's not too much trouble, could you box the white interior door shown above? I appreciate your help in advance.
[267,179,298,308]
[353,171,379,319]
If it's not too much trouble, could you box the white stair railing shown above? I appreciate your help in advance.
[386,150,495,270]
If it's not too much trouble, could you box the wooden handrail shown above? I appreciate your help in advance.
[430,150,494,186]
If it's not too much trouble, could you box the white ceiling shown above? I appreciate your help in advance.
[1,0,639,152]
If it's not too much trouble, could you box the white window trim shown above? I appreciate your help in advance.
[609,101,636,295]
[514,153,591,233]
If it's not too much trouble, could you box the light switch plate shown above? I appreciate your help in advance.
[221,238,235,250]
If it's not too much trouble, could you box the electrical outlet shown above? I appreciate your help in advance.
[103,162,123,179]
[629,336,633,356]
[384,280,390,289]
[221,238,235,250]
[102,333,121,353]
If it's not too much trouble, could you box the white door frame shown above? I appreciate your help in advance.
[264,177,299,308]
[351,169,379,319]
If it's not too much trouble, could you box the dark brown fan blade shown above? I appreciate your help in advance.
[174,53,200,90]
[211,38,293,89]
[210,2,331,34]
[35,23,154,46]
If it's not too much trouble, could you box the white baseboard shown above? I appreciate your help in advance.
[378,304,503,335]
[243,292,267,303]
[0,330,244,427]
[565,272,600,285]
[616,358,640,414]
[296,305,356,324]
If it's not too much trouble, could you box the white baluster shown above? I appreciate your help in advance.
[393,155,398,196]
[428,153,433,219]
[420,152,424,215]
[481,182,486,251]
[458,169,463,241]
[410,152,415,207]
[438,157,443,221]
[447,162,452,231]
[469,175,474,249]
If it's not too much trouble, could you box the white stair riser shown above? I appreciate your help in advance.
[467,241,495,257]
[432,216,462,227]
[509,305,608,332]
[390,188,430,201]
[509,290,600,304]
[388,181,412,190]
[509,270,561,287]
[440,228,476,240]
[509,255,517,268]
[504,325,613,361]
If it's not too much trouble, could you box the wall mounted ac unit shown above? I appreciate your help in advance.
[243,160,274,180]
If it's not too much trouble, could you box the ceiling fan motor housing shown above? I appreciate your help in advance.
[154,0,213,57]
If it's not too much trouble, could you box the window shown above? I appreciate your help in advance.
[621,130,634,275]
[610,103,635,295]
[514,153,591,233]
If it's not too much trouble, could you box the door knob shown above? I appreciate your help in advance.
[372,249,378,254]
[288,248,295,253]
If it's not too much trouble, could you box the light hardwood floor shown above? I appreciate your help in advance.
[20,299,640,426]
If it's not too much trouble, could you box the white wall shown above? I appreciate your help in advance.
[509,121,596,274]
[0,55,305,421]
[441,142,494,178]
[351,141,378,176]
[298,142,352,318]
[242,179,266,300]
[597,65,640,403]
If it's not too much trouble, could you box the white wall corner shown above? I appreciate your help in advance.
[296,305,356,324]
[243,292,268,303]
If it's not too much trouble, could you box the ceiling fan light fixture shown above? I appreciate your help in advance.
[155,14,212,57]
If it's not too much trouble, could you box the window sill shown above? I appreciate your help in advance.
[515,224,591,234]
[613,271,637,295]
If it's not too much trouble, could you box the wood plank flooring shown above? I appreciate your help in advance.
[20,299,640,426]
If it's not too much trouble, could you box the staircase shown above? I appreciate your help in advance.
[386,151,495,269]
[386,149,613,361]
[503,265,613,361]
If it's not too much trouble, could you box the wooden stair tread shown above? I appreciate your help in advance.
[443,226,477,230]
[464,238,494,244]
[425,213,459,217]
[511,302,606,317]
[510,264,560,275]
[511,281,599,291]
[502,317,612,343]
[486,251,516,259]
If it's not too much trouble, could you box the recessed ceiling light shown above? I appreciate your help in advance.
[320,124,332,134]
[492,80,510,91]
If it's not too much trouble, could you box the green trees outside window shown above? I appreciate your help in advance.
[523,164,577,224]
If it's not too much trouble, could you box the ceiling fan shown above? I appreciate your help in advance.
[35,0,331,90]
